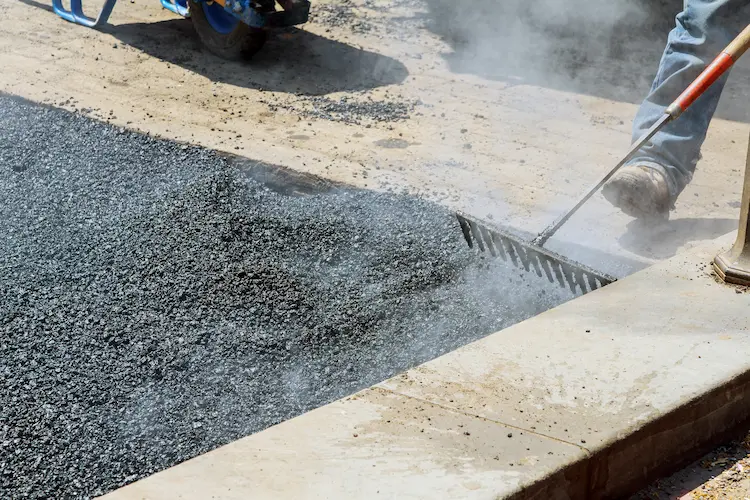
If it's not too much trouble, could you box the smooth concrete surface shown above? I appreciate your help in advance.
[101,232,750,499]
[101,388,587,500]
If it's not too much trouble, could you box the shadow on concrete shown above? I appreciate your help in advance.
[102,20,408,96]
[17,0,53,12]
[618,217,737,260]
[421,0,750,123]
[17,0,408,96]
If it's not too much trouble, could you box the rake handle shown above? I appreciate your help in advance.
[667,23,750,118]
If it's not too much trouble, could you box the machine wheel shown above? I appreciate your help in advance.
[188,0,268,61]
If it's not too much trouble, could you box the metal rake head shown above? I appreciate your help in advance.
[456,212,616,295]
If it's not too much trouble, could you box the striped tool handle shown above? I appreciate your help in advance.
[666,23,750,118]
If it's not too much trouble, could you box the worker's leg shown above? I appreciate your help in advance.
[603,0,746,219]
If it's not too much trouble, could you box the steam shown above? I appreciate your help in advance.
[424,0,661,98]
[415,0,684,267]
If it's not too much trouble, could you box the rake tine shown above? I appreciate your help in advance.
[587,273,599,292]
[490,232,508,261]
[560,264,576,294]
[538,254,555,283]
[513,240,532,272]
[574,269,587,294]
[455,212,616,295]
[526,248,544,278]
[458,215,473,249]
[550,259,565,288]
[478,226,497,257]
[468,220,486,252]
[503,237,520,268]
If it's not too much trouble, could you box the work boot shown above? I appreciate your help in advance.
[602,165,671,221]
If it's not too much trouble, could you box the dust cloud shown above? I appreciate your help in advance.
[415,0,683,264]
[422,0,675,101]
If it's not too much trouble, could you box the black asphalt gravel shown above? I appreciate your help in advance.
[265,94,418,125]
[0,95,574,499]
[304,95,417,124]
[309,0,374,32]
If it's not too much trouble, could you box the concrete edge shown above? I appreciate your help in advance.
[592,368,750,497]
[508,368,750,499]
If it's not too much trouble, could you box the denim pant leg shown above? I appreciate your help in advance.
[625,0,746,202]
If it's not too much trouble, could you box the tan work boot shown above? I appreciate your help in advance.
[602,165,671,221]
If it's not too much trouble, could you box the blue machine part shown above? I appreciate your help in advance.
[190,0,312,30]
[52,0,118,27]
[202,0,241,33]
[52,0,310,32]
[161,0,190,17]
[220,0,267,28]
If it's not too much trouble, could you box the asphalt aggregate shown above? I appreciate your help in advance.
[304,95,416,124]
[0,95,574,499]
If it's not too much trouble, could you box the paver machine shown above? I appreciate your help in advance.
[51,0,311,60]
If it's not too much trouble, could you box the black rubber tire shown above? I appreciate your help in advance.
[188,0,268,61]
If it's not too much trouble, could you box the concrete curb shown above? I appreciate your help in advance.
[515,368,750,499]
[101,232,750,500]
[592,369,750,497]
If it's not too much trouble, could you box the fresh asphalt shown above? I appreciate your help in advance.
[0,95,572,498]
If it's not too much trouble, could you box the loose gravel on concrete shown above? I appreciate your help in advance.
[264,93,419,125]
[302,95,418,124]
[0,94,574,499]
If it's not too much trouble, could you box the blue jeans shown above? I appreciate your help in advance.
[626,0,748,203]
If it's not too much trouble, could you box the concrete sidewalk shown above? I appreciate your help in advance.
[101,233,750,499]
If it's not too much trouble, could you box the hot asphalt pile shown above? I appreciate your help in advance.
[0,95,574,499]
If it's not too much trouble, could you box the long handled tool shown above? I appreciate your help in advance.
[459,24,750,295]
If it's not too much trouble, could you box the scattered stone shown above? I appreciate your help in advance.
[302,96,418,125]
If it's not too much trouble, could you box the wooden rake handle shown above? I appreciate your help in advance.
[667,23,750,118]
